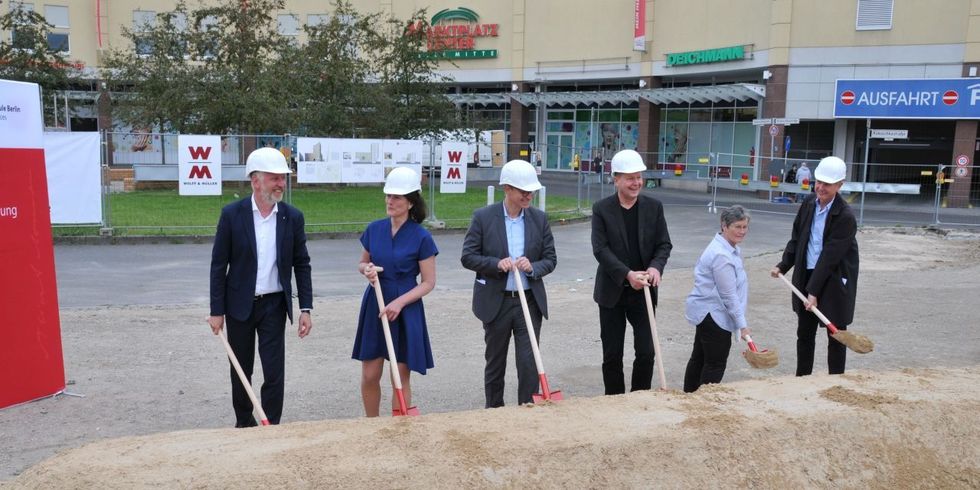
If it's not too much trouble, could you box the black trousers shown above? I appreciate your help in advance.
[483,292,542,408]
[683,314,732,393]
[796,269,847,376]
[599,288,654,395]
[226,292,287,427]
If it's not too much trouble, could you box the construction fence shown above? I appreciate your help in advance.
[58,132,980,236]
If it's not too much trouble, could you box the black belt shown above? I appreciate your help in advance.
[503,289,531,298]
[254,292,282,301]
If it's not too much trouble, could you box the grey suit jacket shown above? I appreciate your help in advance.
[461,203,557,323]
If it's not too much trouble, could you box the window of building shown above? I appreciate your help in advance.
[44,4,68,28]
[9,2,32,48]
[307,14,328,28]
[11,1,33,13]
[46,31,68,52]
[133,10,156,55]
[277,14,299,36]
[197,15,218,58]
[856,0,893,31]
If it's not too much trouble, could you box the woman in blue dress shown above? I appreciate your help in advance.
[353,167,438,417]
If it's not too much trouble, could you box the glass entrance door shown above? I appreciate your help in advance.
[546,133,574,170]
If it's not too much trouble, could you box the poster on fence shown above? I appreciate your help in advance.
[440,141,468,193]
[382,139,424,177]
[0,79,65,409]
[43,131,102,224]
[178,135,222,196]
[297,137,342,183]
[341,138,383,183]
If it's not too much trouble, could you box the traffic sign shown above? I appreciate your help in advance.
[955,167,968,177]
[773,117,799,125]
[768,125,779,136]
[752,118,773,126]
[870,129,908,140]
[955,154,970,167]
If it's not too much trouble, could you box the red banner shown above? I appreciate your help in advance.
[0,81,65,409]
[634,0,646,52]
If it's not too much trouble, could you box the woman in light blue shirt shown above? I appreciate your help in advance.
[683,205,752,393]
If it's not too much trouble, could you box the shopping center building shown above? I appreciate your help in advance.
[5,0,979,201]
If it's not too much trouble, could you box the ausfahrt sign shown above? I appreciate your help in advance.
[835,78,980,119]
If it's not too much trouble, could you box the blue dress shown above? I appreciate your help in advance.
[352,218,438,374]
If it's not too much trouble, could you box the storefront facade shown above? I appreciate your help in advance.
[6,0,978,196]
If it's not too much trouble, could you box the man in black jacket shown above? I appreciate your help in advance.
[771,156,859,376]
[591,149,672,394]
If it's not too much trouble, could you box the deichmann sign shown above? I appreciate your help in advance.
[0,79,66,409]
[835,79,980,119]
[666,45,747,67]
[410,8,499,60]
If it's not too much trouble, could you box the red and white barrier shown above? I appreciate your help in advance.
[0,79,65,409]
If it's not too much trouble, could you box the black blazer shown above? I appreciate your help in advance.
[209,197,313,323]
[591,194,672,308]
[776,193,859,325]
[461,203,557,323]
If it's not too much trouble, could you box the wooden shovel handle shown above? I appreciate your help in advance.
[368,266,405,392]
[776,273,839,333]
[513,270,546,376]
[217,330,270,425]
[642,285,668,391]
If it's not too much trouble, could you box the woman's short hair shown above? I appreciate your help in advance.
[720,205,750,228]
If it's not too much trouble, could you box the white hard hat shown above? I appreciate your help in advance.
[814,156,847,183]
[499,159,542,192]
[383,166,421,195]
[610,149,646,174]
[245,147,292,175]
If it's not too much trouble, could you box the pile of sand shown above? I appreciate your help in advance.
[11,367,980,488]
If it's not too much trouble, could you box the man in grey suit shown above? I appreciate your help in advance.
[462,159,557,408]
[592,149,672,395]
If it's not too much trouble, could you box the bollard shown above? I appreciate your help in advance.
[487,185,495,206]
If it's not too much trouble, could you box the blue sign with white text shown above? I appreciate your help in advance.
[834,78,980,119]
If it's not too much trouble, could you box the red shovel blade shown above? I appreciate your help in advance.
[531,374,564,403]
[392,388,420,416]
[532,390,564,403]
[392,406,420,417]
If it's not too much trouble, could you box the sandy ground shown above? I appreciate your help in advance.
[2,227,980,487]
[10,366,980,488]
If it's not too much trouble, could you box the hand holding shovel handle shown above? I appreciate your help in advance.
[216,330,270,426]
[639,273,668,391]
[368,266,420,416]
[776,273,873,354]
[512,270,562,402]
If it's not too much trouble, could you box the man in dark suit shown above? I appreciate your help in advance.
[461,159,557,408]
[208,147,313,427]
[771,156,859,376]
[592,149,672,395]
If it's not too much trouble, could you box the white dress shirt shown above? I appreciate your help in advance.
[252,195,282,296]
[684,233,748,334]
